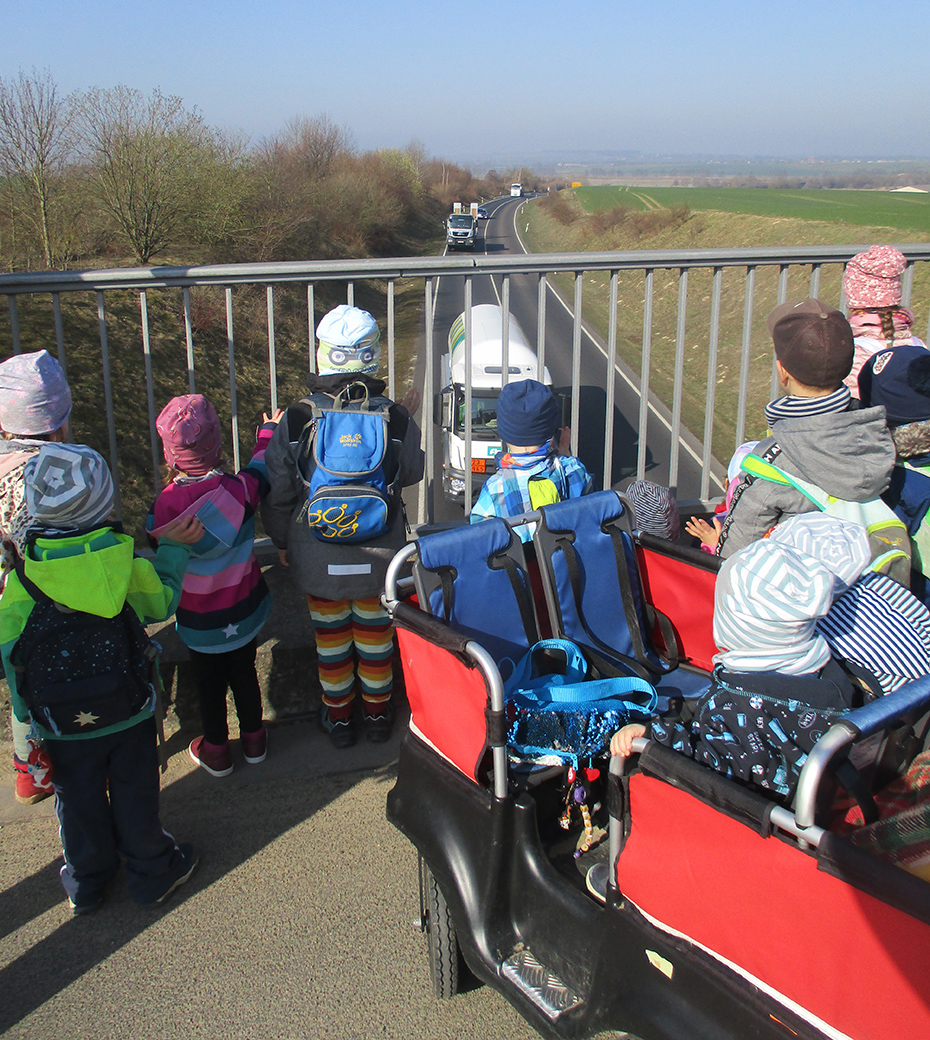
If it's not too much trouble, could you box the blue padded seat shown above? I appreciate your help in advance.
[413,518,540,664]
[533,490,673,680]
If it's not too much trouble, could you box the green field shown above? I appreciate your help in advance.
[573,185,930,234]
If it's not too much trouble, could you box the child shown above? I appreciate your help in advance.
[262,305,424,749]
[0,443,203,913]
[148,394,281,777]
[470,377,594,536]
[0,349,72,804]
[684,441,758,552]
[859,344,930,603]
[610,538,871,800]
[715,299,895,558]
[843,245,927,398]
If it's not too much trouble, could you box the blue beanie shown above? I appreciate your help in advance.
[858,345,930,427]
[495,379,560,448]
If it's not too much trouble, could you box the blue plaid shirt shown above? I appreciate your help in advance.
[469,446,594,540]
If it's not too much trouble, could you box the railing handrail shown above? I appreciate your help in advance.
[4,242,930,294]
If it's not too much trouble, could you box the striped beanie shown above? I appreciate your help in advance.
[25,443,114,531]
[819,572,930,695]
[714,539,834,676]
[624,480,679,540]
[768,514,870,595]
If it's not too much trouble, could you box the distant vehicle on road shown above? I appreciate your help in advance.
[510,183,523,197]
[446,213,477,250]
[476,206,489,220]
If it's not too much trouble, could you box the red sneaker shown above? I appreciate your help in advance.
[241,726,267,764]
[14,747,54,805]
[188,737,233,777]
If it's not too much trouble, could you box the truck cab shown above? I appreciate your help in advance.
[438,304,552,502]
[510,183,523,197]
[446,213,477,250]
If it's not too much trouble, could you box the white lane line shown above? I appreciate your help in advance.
[510,202,716,484]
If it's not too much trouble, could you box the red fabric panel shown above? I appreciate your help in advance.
[618,774,930,1040]
[636,546,719,671]
[396,626,488,782]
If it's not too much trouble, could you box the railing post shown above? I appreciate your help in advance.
[637,269,654,482]
[139,290,161,490]
[96,291,122,520]
[668,268,688,491]
[226,287,241,474]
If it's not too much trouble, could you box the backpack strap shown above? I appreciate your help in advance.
[715,442,783,553]
[740,452,827,509]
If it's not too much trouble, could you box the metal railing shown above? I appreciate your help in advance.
[3,243,930,527]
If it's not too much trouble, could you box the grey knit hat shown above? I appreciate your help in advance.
[25,444,114,531]
[0,350,72,436]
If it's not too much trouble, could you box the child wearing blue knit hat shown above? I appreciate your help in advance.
[469,378,594,537]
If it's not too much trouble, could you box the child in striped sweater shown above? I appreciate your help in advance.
[148,395,282,777]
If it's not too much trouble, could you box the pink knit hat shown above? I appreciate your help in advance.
[843,246,907,309]
[156,394,222,475]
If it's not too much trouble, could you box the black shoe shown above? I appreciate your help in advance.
[139,844,199,909]
[364,710,394,743]
[320,707,357,749]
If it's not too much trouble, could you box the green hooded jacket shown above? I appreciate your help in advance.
[1,527,191,741]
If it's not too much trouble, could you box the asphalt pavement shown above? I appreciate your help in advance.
[0,712,568,1040]
[0,556,586,1040]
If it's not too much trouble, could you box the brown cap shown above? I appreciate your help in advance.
[767,299,854,389]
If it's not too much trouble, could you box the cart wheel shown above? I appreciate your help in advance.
[419,857,460,999]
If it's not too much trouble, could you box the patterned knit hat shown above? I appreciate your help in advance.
[315,305,381,376]
[624,480,679,540]
[714,539,834,676]
[25,443,114,531]
[843,246,907,309]
[857,345,930,427]
[768,514,870,595]
[156,394,222,476]
[0,350,72,436]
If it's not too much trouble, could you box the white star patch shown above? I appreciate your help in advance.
[73,710,100,727]
[222,623,240,639]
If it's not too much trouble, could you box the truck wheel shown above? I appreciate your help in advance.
[420,857,460,999]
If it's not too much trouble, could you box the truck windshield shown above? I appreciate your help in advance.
[448,215,473,228]
[455,391,499,437]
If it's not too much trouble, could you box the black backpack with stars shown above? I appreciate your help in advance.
[11,558,158,736]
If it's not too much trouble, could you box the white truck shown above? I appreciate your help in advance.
[438,304,553,501]
[446,212,477,250]
[510,183,523,197]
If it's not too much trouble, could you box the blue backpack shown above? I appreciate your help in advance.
[296,382,399,543]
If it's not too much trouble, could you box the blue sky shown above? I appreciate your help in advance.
[3,0,929,163]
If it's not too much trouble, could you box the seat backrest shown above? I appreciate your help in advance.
[635,533,720,673]
[532,490,664,677]
[413,518,540,664]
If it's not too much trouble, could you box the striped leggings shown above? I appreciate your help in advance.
[307,595,394,717]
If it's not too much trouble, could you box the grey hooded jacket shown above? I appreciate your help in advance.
[718,405,896,558]
[260,374,424,599]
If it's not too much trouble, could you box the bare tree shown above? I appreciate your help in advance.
[74,85,219,263]
[0,68,74,267]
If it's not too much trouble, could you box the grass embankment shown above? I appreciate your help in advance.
[522,188,930,469]
[0,277,424,542]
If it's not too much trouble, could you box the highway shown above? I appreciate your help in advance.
[426,194,720,523]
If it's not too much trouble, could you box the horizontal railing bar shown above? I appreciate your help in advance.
[4,244,930,295]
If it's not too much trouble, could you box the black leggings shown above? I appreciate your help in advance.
[188,638,263,745]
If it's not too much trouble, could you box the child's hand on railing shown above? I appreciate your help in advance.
[611,723,647,757]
